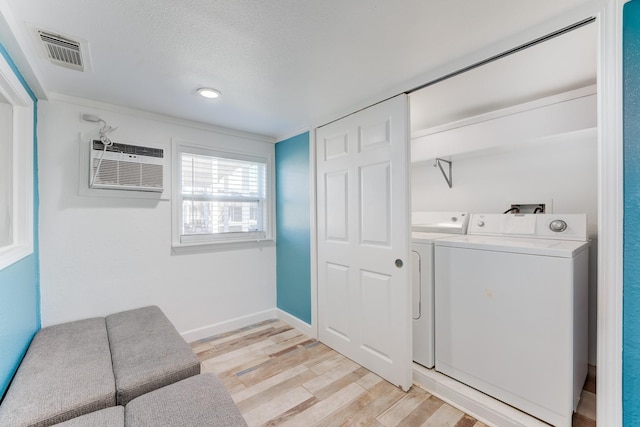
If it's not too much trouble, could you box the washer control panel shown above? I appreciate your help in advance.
[468,213,587,241]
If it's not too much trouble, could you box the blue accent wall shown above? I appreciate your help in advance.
[625,1,640,424]
[0,43,39,399]
[275,132,311,323]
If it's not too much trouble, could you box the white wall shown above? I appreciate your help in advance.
[37,98,277,340]
[411,130,598,364]
[412,131,597,220]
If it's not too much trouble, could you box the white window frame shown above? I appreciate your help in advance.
[171,139,275,252]
[0,52,34,271]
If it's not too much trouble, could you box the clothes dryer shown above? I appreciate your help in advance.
[411,211,468,368]
[434,213,589,427]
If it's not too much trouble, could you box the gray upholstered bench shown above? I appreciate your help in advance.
[53,374,248,427]
[0,317,116,426]
[106,306,201,405]
[0,306,205,427]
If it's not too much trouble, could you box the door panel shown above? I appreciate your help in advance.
[324,133,349,160]
[316,94,411,391]
[359,119,390,151]
[325,262,351,341]
[360,162,391,245]
[361,269,393,361]
[325,171,349,241]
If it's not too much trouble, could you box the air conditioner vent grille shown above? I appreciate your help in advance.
[90,140,164,193]
[38,30,84,71]
[92,159,163,190]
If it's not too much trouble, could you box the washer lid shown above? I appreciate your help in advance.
[412,231,461,243]
[435,235,589,257]
[412,211,469,234]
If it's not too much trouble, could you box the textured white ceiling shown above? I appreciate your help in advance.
[0,0,596,139]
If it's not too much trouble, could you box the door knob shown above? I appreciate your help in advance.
[395,259,403,268]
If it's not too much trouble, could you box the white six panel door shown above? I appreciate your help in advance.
[316,95,411,391]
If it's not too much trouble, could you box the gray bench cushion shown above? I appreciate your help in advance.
[0,318,115,427]
[51,407,124,427]
[125,373,247,427]
[106,306,200,405]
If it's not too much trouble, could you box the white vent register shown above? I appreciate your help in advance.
[37,30,84,71]
[90,140,164,192]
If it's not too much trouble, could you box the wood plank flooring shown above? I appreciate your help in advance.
[191,319,595,427]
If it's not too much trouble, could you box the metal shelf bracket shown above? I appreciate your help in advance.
[434,158,452,188]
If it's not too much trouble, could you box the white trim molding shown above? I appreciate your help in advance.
[276,309,315,338]
[597,1,626,426]
[0,49,34,271]
[413,364,548,427]
[170,138,276,253]
[181,308,277,343]
[309,129,319,340]
[183,308,316,344]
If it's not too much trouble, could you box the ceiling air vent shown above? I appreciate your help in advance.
[38,30,84,71]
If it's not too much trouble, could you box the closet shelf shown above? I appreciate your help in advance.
[411,86,597,164]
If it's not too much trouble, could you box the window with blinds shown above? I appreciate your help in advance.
[178,149,268,244]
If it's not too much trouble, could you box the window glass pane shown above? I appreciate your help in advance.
[181,153,265,199]
[180,151,266,238]
[182,200,263,235]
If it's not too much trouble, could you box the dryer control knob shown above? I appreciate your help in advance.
[477,220,485,227]
[549,219,568,232]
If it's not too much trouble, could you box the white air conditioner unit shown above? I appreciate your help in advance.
[89,140,164,192]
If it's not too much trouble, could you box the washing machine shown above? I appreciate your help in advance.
[411,211,468,368]
[434,213,589,427]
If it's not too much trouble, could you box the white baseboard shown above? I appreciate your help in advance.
[276,309,315,338]
[181,309,277,343]
[412,364,548,427]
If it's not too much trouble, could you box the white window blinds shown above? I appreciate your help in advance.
[179,150,267,242]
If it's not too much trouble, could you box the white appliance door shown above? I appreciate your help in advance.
[316,94,411,391]
[412,242,435,368]
[435,245,581,426]
[411,249,421,320]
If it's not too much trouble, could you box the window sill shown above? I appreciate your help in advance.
[0,244,33,271]
[171,238,275,254]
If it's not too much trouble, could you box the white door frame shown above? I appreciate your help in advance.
[597,1,625,426]
[309,1,625,425]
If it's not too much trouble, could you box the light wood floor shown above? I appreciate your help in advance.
[191,319,595,427]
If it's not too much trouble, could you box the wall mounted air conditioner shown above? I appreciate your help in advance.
[89,140,164,192]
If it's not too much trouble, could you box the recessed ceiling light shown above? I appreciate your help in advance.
[197,88,221,99]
